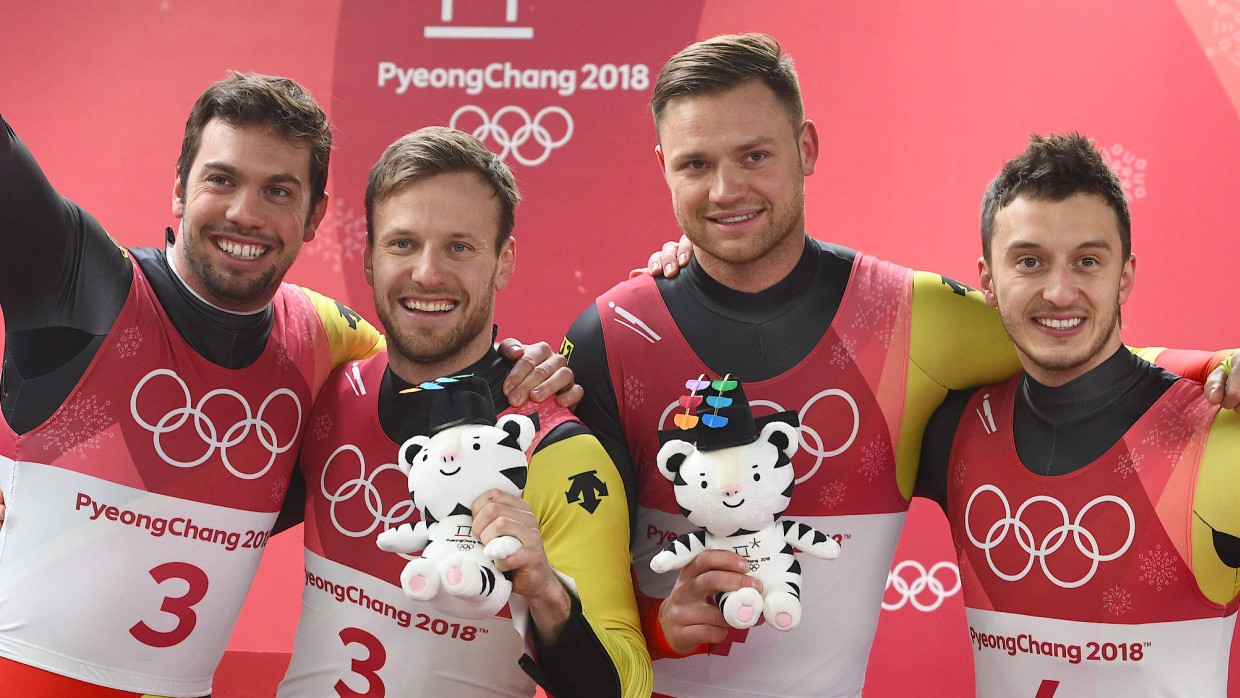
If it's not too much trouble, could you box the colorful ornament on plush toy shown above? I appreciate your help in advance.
[376,374,538,620]
[651,374,841,631]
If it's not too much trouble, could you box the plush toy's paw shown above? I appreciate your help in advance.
[400,559,440,601]
[650,550,677,574]
[484,535,521,560]
[376,529,397,551]
[806,536,842,560]
[442,555,486,597]
[763,591,802,631]
[719,587,763,629]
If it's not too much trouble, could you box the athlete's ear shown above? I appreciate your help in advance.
[655,143,667,177]
[799,120,819,176]
[303,191,329,244]
[495,235,515,292]
[363,238,375,288]
[978,256,997,307]
[1117,253,1136,306]
[172,170,185,219]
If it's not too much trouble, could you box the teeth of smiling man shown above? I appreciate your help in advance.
[1038,317,1082,330]
[715,212,758,224]
[404,299,455,312]
[217,239,266,260]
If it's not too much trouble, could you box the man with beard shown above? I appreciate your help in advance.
[277,127,650,697]
[562,34,1234,697]
[915,133,1239,697]
[0,74,570,697]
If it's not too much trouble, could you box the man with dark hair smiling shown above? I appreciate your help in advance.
[916,133,1239,697]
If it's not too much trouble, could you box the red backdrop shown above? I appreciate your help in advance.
[1,2,1234,695]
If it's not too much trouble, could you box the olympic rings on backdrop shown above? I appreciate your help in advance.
[451,105,573,166]
[883,560,961,612]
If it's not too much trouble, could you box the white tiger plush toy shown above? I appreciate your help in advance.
[376,377,537,621]
[651,376,841,632]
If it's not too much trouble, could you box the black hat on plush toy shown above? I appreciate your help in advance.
[658,374,798,451]
[399,374,497,436]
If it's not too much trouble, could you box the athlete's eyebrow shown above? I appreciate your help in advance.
[1004,238,1114,254]
[199,161,305,189]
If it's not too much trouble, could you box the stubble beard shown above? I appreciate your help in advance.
[180,229,287,311]
[679,181,806,268]
[379,283,497,372]
[1000,301,1122,376]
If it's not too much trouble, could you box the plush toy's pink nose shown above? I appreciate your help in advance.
[439,450,459,464]
[720,485,741,498]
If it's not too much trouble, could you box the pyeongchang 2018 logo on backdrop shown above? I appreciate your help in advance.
[368,1,658,168]
[964,484,1135,589]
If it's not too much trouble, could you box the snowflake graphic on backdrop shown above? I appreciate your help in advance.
[818,480,847,509]
[312,413,334,442]
[1102,585,1133,616]
[1138,544,1180,592]
[1099,144,1147,200]
[115,326,143,359]
[41,393,114,459]
[1205,0,1240,66]
[1114,450,1144,479]
[857,437,891,482]
[623,375,646,412]
[301,199,368,275]
[830,336,858,369]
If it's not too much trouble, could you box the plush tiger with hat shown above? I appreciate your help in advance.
[651,374,841,631]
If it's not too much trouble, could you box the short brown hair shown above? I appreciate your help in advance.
[651,33,804,134]
[177,72,332,215]
[980,133,1131,261]
[365,127,520,251]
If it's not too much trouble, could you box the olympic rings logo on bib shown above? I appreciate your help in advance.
[319,444,416,540]
[450,105,573,167]
[130,368,302,479]
[882,559,961,612]
[964,484,1135,589]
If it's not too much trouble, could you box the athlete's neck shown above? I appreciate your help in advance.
[164,229,266,316]
[1020,346,1142,426]
[378,342,512,443]
[386,325,498,387]
[695,231,807,293]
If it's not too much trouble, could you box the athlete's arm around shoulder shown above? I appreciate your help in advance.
[523,421,652,698]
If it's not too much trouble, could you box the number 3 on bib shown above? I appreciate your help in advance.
[128,561,209,648]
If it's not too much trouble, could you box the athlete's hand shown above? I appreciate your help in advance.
[658,549,761,654]
[1204,351,1239,410]
[629,235,693,279]
[0,488,5,530]
[472,489,572,642]
[498,339,583,409]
